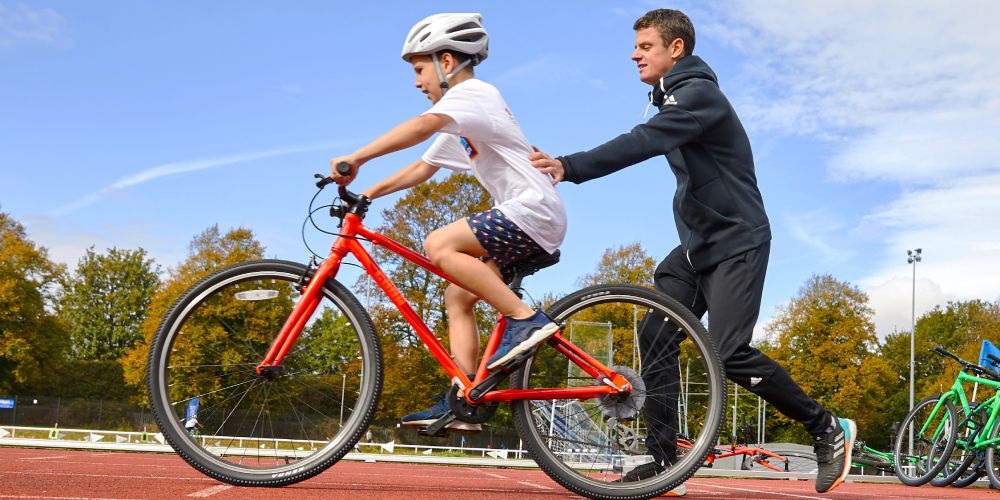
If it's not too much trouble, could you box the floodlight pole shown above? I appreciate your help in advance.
[906,248,922,454]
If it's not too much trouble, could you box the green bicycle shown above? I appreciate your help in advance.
[893,345,1000,487]
[852,441,894,475]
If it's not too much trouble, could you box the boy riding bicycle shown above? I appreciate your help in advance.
[329,13,567,433]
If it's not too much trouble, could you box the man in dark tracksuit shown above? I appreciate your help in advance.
[531,9,855,494]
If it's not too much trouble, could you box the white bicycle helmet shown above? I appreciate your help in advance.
[401,13,489,65]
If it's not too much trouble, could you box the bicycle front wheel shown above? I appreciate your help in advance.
[893,395,958,486]
[147,260,382,486]
[511,284,726,499]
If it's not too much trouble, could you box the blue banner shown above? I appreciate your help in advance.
[0,398,13,409]
[185,397,200,422]
[980,339,1000,370]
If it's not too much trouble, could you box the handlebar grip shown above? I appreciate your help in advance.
[336,162,351,176]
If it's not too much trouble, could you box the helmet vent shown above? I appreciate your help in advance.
[447,22,480,33]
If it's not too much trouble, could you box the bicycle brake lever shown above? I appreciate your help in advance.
[315,173,335,189]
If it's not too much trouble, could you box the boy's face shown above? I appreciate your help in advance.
[632,27,683,85]
[411,55,444,103]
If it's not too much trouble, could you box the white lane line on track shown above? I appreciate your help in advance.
[517,481,553,490]
[187,485,233,497]
[18,456,69,460]
[691,482,825,499]
[467,468,508,479]
[2,471,215,481]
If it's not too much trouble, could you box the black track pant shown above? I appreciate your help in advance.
[640,242,829,464]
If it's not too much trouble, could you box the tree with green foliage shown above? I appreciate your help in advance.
[120,225,265,399]
[0,211,68,392]
[577,242,657,288]
[761,274,897,446]
[60,246,160,360]
[913,300,1000,395]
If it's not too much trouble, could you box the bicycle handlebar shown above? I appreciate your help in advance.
[313,166,371,220]
[932,345,1000,381]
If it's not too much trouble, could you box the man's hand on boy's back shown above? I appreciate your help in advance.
[529,147,564,185]
[330,155,361,186]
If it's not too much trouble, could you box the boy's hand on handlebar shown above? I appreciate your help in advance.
[330,155,361,186]
[529,147,564,185]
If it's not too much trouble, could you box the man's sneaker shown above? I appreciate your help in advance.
[486,310,559,370]
[813,416,856,493]
[661,484,687,497]
[618,460,664,482]
[400,393,481,433]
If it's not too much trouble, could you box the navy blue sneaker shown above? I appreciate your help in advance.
[400,393,481,432]
[486,310,559,370]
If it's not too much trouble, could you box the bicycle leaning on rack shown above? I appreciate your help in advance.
[145,168,728,499]
[851,441,894,475]
[892,344,1000,488]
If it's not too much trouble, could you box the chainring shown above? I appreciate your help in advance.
[597,365,646,419]
[447,384,498,424]
[605,417,644,453]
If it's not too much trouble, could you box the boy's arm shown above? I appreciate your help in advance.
[331,113,452,183]
[362,160,439,199]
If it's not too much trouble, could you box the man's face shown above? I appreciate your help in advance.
[410,55,443,103]
[632,27,681,85]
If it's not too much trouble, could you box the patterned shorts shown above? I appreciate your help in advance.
[466,208,550,284]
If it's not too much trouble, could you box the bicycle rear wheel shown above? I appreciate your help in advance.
[986,414,1000,489]
[950,450,985,488]
[511,284,726,499]
[778,451,819,473]
[893,395,957,486]
[147,260,382,486]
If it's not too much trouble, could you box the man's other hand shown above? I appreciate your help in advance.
[529,147,564,185]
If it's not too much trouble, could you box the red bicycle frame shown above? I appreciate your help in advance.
[256,212,631,403]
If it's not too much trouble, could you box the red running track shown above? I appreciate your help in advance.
[0,447,996,499]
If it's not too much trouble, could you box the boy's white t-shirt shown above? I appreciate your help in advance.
[421,78,567,254]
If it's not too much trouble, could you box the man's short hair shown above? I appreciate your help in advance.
[634,9,695,56]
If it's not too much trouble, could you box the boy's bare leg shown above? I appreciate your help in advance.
[425,219,534,320]
[444,283,480,375]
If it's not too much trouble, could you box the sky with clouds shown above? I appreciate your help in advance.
[2,1,998,341]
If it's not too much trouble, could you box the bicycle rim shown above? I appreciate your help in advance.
[511,284,726,499]
[147,260,382,485]
[893,395,957,486]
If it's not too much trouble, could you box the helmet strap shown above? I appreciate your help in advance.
[431,52,473,96]
[432,52,450,94]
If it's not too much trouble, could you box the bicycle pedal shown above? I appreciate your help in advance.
[497,349,536,372]
[419,412,457,437]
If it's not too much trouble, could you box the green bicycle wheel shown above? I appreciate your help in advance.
[931,401,991,487]
[893,395,958,486]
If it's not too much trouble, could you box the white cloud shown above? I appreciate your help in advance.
[23,214,185,271]
[51,142,343,216]
[701,1,1000,337]
[785,209,854,265]
[704,0,1000,182]
[0,3,68,49]
[859,172,1000,335]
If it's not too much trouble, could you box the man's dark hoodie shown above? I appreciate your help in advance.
[559,55,770,272]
